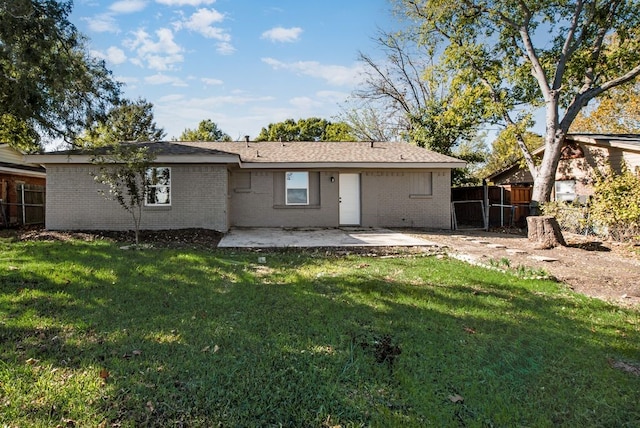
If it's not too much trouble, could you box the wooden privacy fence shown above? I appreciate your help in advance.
[451,185,532,230]
[0,183,45,227]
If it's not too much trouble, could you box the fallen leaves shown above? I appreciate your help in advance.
[449,394,464,403]
[99,368,109,380]
[201,344,220,353]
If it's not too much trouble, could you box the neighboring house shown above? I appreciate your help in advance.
[26,140,465,232]
[487,134,640,203]
[0,144,46,226]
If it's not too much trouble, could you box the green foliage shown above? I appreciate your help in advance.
[256,117,356,141]
[79,98,165,147]
[323,121,357,142]
[0,114,40,153]
[590,165,640,239]
[0,242,638,426]
[483,128,542,177]
[356,30,487,184]
[571,79,640,133]
[91,144,156,244]
[176,119,231,141]
[542,201,592,235]
[0,0,120,148]
[395,0,640,202]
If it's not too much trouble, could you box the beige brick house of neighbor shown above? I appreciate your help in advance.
[488,134,640,203]
[26,140,465,232]
[1,144,46,227]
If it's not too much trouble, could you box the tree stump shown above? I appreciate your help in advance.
[527,216,566,249]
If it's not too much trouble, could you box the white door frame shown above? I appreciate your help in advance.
[339,173,361,226]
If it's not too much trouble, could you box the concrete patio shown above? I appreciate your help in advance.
[217,227,440,248]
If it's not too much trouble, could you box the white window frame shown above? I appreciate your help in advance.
[285,171,309,205]
[145,167,171,206]
[554,179,576,202]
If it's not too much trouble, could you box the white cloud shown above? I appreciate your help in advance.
[172,8,234,54]
[289,97,321,109]
[316,90,350,102]
[261,57,365,87]
[110,0,147,14]
[125,28,184,71]
[145,73,188,86]
[261,27,302,43]
[156,0,216,5]
[216,41,236,55]
[201,77,224,85]
[91,46,128,65]
[176,8,230,39]
[154,93,276,140]
[83,14,119,33]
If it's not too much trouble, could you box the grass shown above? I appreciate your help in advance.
[0,239,639,427]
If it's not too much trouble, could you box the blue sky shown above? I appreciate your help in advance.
[71,0,394,140]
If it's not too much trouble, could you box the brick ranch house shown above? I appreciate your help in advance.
[0,144,46,226]
[26,140,465,232]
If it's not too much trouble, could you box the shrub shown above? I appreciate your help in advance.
[590,165,640,240]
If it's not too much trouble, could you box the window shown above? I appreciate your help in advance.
[146,167,171,206]
[555,180,576,202]
[409,172,433,197]
[285,171,309,205]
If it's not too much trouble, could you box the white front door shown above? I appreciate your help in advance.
[339,173,360,225]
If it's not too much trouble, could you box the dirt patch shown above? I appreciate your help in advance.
[0,227,223,249]
[405,228,640,308]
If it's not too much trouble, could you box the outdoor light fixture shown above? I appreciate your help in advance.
[330,176,335,183]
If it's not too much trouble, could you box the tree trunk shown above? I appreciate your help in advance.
[527,216,566,249]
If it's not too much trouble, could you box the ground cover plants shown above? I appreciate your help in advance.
[1,237,639,427]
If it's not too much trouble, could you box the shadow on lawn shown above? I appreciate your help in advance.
[1,243,638,426]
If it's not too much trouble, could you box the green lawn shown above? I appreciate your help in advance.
[1,238,638,427]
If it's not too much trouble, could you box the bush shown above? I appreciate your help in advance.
[542,200,592,235]
[590,165,640,240]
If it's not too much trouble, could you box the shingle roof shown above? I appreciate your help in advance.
[174,140,464,164]
[32,140,465,168]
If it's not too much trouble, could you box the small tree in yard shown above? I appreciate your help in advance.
[92,144,156,246]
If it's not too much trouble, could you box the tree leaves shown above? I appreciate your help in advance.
[570,80,640,134]
[255,117,356,142]
[0,0,120,149]
[79,98,165,147]
[177,119,231,142]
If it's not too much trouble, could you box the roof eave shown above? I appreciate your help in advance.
[237,161,467,169]
[0,165,46,178]
[25,154,241,164]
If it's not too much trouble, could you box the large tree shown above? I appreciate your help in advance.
[176,119,232,141]
[0,0,120,151]
[355,30,487,172]
[79,98,165,147]
[337,99,403,142]
[255,117,356,142]
[398,0,640,206]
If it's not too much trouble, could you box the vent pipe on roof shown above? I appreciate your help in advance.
[244,135,249,148]
[370,140,374,148]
